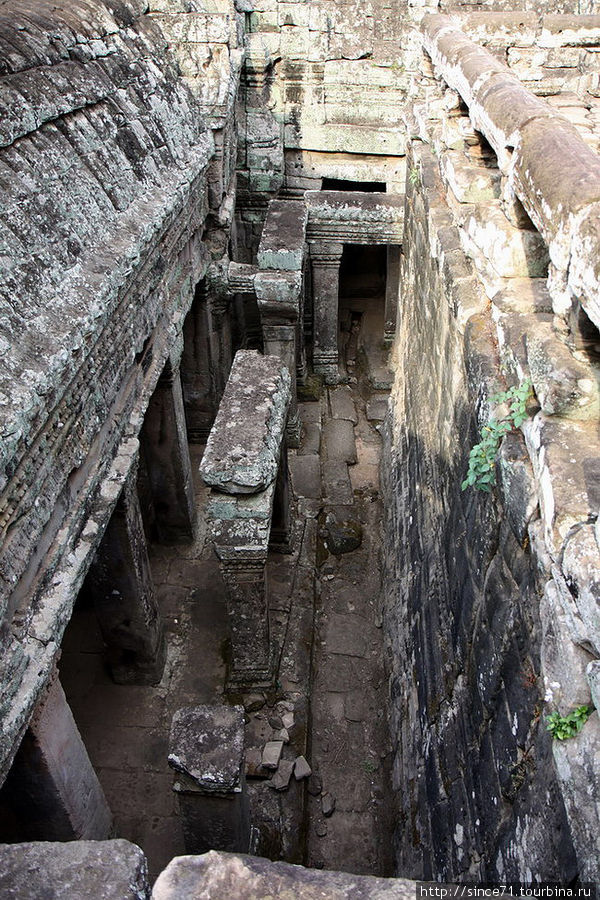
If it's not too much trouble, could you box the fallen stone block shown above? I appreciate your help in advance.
[366,396,389,423]
[294,755,312,779]
[329,385,358,423]
[321,792,336,817]
[262,741,284,769]
[269,760,295,791]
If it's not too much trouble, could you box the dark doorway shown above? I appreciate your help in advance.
[321,177,386,192]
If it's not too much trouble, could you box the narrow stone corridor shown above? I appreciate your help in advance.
[59,298,394,882]
[292,296,395,875]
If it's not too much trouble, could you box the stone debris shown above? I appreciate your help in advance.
[262,741,285,770]
[243,693,266,713]
[274,728,290,743]
[315,822,328,837]
[323,515,363,555]
[269,760,295,792]
[245,748,269,780]
[281,711,295,730]
[294,755,312,780]
[321,793,336,817]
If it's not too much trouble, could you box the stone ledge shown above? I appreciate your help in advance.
[200,350,291,495]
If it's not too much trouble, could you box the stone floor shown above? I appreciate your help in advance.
[59,295,394,882]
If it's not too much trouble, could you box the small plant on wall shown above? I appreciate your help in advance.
[462,379,532,492]
[545,705,593,741]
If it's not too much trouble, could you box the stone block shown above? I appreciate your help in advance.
[587,660,600,713]
[257,199,308,271]
[262,741,284,769]
[0,840,149,900]
[322,419,357,465]
[152,851,417,898]
[294,755,312,779]
[200,350,291,494]
[526,323,599,419]
[289,456,321,500]
[168,705,246,794]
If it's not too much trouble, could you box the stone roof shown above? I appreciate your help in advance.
[0,0,213,485]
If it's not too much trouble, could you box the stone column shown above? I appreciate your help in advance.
[4,669,112,841]
[310,242,344,383]
[256,270,303,448]
[206,266,233,403]
[168,705,250,855]
[263,323,300,447]
[181,286,218,443]
[142,360,196,544]
[216,546,273,688]
[87,468,166,685]
[385,244,401,343]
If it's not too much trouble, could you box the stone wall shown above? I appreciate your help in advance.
[0,0,240,785]
[382,17,600,883]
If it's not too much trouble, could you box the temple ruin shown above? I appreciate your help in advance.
[1,0,600,895]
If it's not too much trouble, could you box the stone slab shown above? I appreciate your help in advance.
[200,351,291,495]
[298,422,322,456]
[168,705,245,793]
[289,456,321,500]
[329,386,358,424]
[0,840,149,900]
[322,462,354,506]
[323,420,357,465]
[366,397,389,423]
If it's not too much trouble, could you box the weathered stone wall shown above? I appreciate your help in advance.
[0,0,240,785]
[382,18,600,883]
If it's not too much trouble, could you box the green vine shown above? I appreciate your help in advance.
[461,379,532,493]
[545,705,593,741]
[408,167,420,187]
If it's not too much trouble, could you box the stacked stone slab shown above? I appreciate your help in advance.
[201,350,291,688]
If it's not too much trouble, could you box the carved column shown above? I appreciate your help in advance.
[87,466,166,685]
[206,265,233,403]
[310,242,344,383]
[216,547,272,688]
[3,669,112,840]
[385,244,401,343]
[256,270,302,448]
[181,285,218,443]
[142,359,196,544]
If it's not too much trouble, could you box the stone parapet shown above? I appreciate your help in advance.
[421,14,600,331]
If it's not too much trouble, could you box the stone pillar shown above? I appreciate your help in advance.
[4,670,112,841]
[384,244,401,343]
[310,242,344,383]
[168,705,250,855]
[255,270,303,449]
[181,286,218,443]
[87,468,166,685]
[263,323,300,447]
[206,267,233,402]
[142,360,196,544]
[216,547,273,688]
